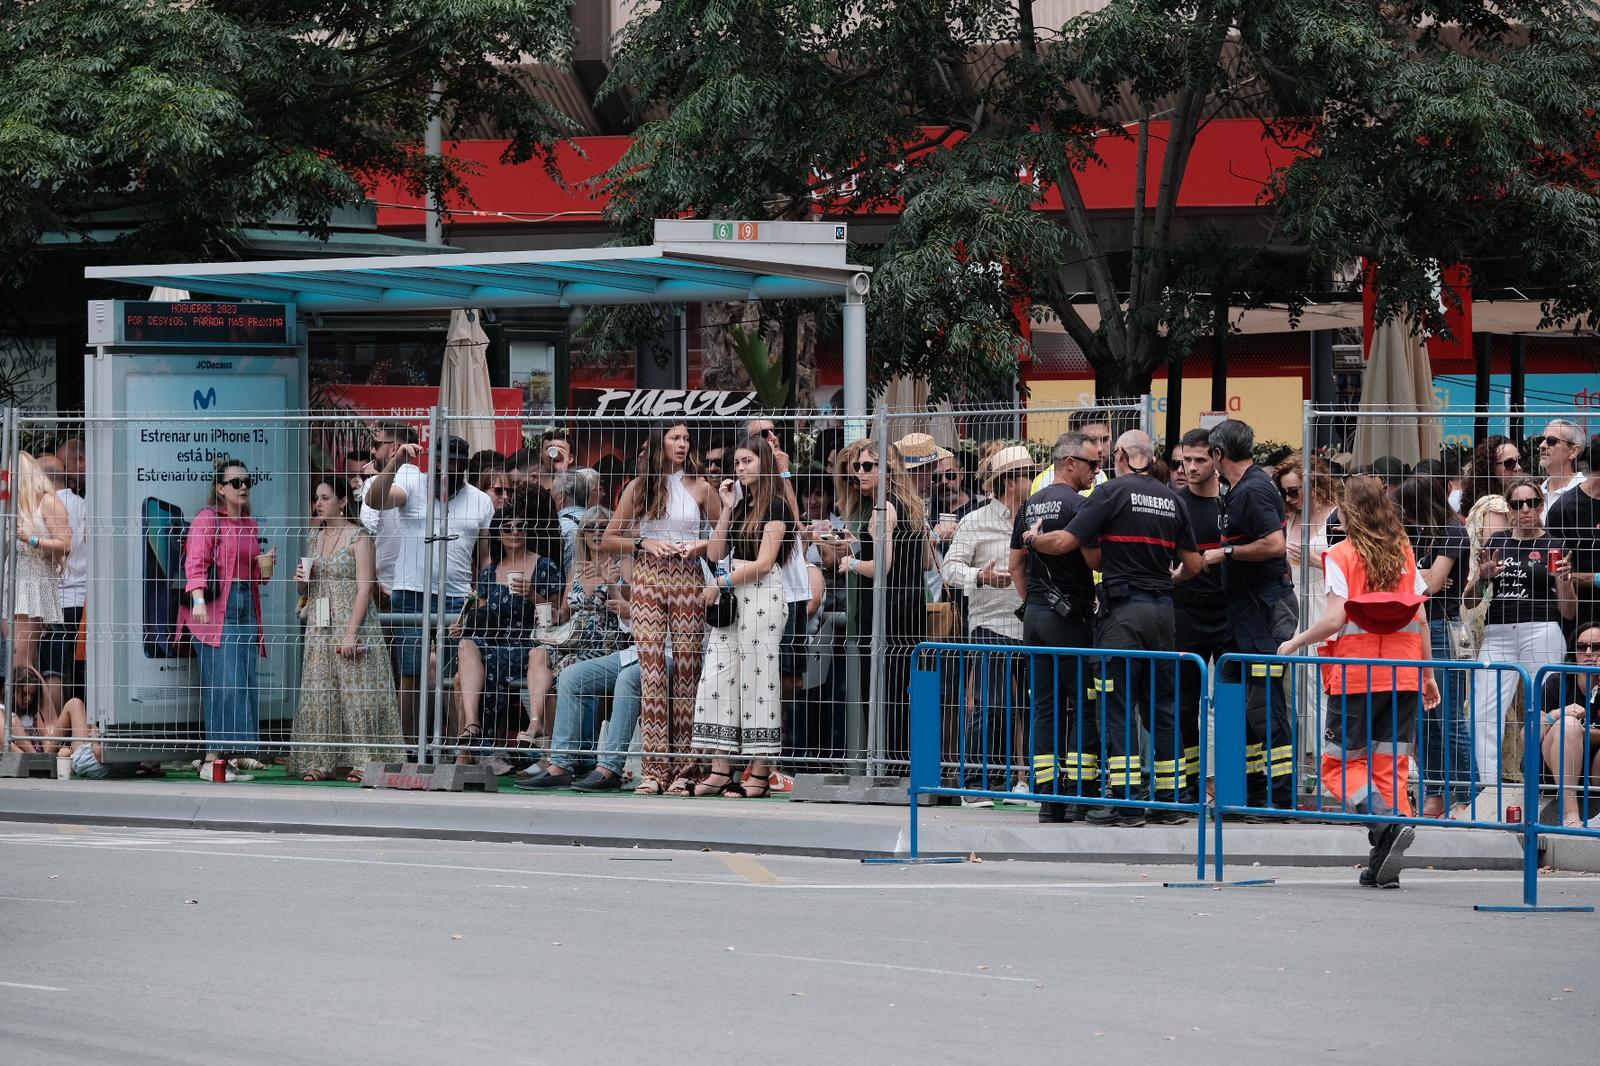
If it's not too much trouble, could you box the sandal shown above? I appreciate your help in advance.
[666,776,695,796]
[633,777,666,796]
[232,758,269,772]
[343,767,364,784]
[694,769,735,797]
[301,770,329,782]
[455,723,483,751]
[726,771,771,799]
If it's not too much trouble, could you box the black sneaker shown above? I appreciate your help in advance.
[570,768,623,793]
[1146,808,1191,825]
[1085,805,1146,827]
[1367,824,1414,887]
[1038,802,1084,824]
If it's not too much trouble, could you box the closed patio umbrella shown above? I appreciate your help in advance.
[439,309,496,454]
[1353,313,1442,469]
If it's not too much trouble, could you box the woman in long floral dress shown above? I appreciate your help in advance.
[288,478,404,781]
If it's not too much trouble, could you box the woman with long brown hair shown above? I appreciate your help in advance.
[601,421,720,795]
[836,437,929,768]
[691,434,793,796]
[181,458,275,782]
[1279,475,1439,889]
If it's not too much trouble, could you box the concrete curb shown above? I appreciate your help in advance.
[4,778,1588,871]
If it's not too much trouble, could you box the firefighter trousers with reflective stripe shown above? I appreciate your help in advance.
[1097,597,1177,798]
[1173,609,1226,803]
[1023,606,1098,800]
[1226,584,1299,809]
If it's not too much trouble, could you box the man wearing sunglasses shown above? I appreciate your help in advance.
[1011,431,1102,822]
[1028,430,1205,826]
[1546,428,1600,623]
[1207,418,1298,813]
[1538,419,1585,519]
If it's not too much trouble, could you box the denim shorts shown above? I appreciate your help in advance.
[388,589,466,679]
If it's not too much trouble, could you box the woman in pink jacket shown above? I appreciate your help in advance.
[181,458,274,782]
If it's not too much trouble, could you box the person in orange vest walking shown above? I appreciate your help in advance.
[1278,476,1440,889]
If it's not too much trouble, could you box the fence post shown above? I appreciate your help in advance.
[0,406,13,753]
[907,650,943,858]
[416,406,441,764]
[867,400,889,777]
[430,407,453,762]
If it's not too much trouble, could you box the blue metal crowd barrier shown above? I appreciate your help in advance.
[1529,664,1600,843]
[903,642,1592,911]
[1216,652,1589,911]
[907,641,1210,880]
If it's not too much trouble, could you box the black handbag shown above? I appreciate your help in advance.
[704,561,738,628]
[706,584,738,628]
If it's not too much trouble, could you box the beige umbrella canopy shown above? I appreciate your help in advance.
[439,309,496,454]
[1353,313,1442,469]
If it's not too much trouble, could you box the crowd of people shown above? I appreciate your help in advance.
[6,409,1599,883]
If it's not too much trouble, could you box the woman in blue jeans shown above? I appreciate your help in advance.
[517,648,644,792]
[1395,476,1476,818]
[181,459,274,782]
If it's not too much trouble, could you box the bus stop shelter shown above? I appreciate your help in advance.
[85,218,875,420]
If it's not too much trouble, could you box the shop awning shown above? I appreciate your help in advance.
[84,220,868,315]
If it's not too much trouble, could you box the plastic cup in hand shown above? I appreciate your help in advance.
[257,550,276,580]
[506,571,524,597]
[536,603,553,629]
[299,557,316,582]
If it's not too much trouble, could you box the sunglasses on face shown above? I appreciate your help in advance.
[1065,455,1100,469]
[1281,485,1302,496]
[1576,642,1600,654]
[853,461,879,474]
[1508,497,1541,510]
[1542,436,1578,449]
[221,476,253,490]
[1499,457,1522,471]
[500,521,530,533]
[490,486,509,496]
[938,471,961,482]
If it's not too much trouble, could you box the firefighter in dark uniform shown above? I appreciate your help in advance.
[1172,427,1228,806]
[1206,418,1299,811]
[1011,431,1101,823]
[1030,430,1203,826]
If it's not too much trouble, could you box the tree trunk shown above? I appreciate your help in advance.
[699,301,761,390]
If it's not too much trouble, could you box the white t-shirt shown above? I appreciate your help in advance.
[1324,555,1428,598]
[56,488,87,609]
[428,483,496,598]
[363,463,426,593]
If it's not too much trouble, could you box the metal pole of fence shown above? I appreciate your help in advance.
[0,407,13,754]
[867,401,889,777]
[1300,402,1314,629]
[416,406,441,764]
[1520,673,1541,907]
[431,408,452,762]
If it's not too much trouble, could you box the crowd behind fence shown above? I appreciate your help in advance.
[2,398,1598,855]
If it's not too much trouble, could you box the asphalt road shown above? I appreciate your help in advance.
[2,824,1597,1065]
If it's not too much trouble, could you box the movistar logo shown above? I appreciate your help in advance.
[193,387,218,410]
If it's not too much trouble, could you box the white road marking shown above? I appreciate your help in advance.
[0,895,80,904]
[736,950,1036,983]
[0,980,67,992]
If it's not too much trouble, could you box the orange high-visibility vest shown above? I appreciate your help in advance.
[1319,540,1426,696]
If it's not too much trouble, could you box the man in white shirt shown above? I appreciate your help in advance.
[366,430,494,738]
[1538,418,1586,519]
[942,445,1035,799]
[37,452,86,709]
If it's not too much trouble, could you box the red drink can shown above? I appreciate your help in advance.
[1505,805,1522,823]
[212,759,225,783]
[1548,549,1563,571]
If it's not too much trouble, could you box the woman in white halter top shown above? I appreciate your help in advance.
[602,422,721,794]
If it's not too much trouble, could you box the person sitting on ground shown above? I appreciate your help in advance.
[1538,623,1600,829]
[10,692,134,780]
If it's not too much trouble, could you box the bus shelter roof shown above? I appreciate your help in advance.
[84,220,868,314]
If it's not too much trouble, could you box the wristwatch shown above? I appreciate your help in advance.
[1223,544,1235,558]
[633,535,644,552]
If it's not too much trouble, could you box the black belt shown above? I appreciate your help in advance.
[1106,590,1173,605]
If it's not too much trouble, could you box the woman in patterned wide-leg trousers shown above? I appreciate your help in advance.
[632,553,706,792]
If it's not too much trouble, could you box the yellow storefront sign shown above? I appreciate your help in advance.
[1027,376,1305,447]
